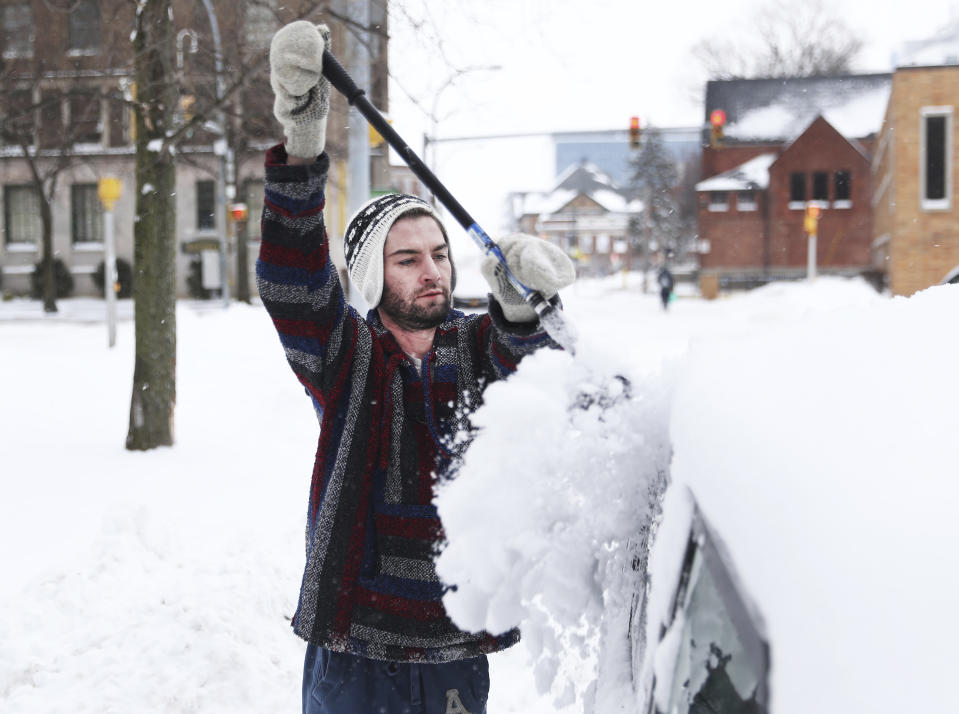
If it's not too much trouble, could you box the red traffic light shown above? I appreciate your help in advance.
[710,109,727,127]
[629,116,641,149]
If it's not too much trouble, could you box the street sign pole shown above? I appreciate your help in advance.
[807,231,817,282]
[804,203,820,282]
[98,178,122,347]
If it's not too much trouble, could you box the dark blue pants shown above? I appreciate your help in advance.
[302,644,490,714]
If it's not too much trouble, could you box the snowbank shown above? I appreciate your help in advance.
[3,277,957,714]
[664,282,959,714]
[435,277,958,712]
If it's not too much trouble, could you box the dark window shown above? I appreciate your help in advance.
[69,92,102,144]
[737,190,757,210]
[789,172,805,202]
[1,2,34,58]
[71,184,102,244]
[709,191,729,210]
[68,0,101,52]
[925,115,947,201]
[197,180,216,230]
[812,171,829,201]
[108,98,128,147]
[834,171,851,202]
[38,91,62,149]
[4,184,42,245]
[2,89,34,146]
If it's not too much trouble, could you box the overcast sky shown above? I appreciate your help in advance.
[382,0,959,236]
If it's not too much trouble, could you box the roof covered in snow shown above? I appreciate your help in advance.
[705,73,892,143]
[696,153,777,192]
[513,161,641,217]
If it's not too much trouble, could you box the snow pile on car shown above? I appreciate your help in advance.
[435,342,673,709]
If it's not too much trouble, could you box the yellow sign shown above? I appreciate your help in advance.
[369,118,392,148]
[97,177,123,210]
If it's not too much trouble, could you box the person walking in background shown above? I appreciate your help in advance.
[258,20,576,714]
[657,264,675,310]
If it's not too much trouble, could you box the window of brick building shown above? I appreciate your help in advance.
[68,0,102,54]
[708,191,729,212]
[921,108,952,210]
[789,172,806,208]
[38,90,63,149]
[4,185,42,247]
[834,171,852,208]
[737,190,757,211]
[1,2,34,59]
[197,180,216,231]
[812,171,829,202]
[69,91,102,145]
[3,89,35,147]
[71,184,103,245]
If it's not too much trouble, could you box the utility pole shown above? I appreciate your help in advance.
[805,203,820,281]
[201,0,231,307]
[346,0,372,313]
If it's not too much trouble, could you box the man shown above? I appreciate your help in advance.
[257,21,576,714]
[657,264,674,311]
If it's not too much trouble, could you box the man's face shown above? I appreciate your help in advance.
[379,214,452,331]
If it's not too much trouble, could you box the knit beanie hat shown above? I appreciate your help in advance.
[344,193,455,307]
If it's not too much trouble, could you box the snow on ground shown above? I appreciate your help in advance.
[1,275,957,713]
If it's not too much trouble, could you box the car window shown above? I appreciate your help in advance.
[647,504,770,714]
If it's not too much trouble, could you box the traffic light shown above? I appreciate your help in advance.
[709,109,726,148]
[629,116,641,149]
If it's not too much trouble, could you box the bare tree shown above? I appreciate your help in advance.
[692,0,863,79]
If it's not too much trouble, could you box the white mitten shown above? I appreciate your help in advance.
[481,234,575,322]
[269,21,331,158]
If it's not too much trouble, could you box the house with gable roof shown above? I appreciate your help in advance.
[696,73,891,297]
[510,160,642,275]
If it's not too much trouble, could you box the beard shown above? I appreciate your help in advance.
[379,282,451,331]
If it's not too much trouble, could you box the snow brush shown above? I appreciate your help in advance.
[320,49,578,355]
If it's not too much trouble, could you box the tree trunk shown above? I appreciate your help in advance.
[126,0,177,451]
[39,194,56,313]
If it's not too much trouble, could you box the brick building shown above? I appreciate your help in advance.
[696,73,890,296]
[873,62,959,295]
[0,0,390,299]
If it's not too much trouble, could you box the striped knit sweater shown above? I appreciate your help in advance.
[255,145,557,663]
